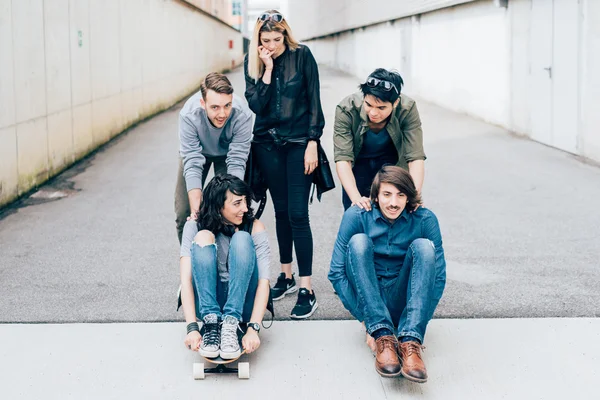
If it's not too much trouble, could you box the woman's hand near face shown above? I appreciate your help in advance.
[304,141,319,175]
[258,46,274,71]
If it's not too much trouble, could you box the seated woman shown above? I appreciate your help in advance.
[179,174,270,359]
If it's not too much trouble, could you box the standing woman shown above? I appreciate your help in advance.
[244,10,325,320]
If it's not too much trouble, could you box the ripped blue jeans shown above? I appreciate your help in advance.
[190,231,258,322]
[336,234,443,343]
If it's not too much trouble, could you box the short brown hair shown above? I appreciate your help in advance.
[200,72,234,99]
[370,166,422,212]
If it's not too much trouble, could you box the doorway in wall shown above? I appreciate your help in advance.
[530,0,580,154]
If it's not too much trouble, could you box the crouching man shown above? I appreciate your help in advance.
[328,166,446,382]
[180,174,270,358]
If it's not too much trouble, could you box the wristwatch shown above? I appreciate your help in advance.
[247,322,260,333]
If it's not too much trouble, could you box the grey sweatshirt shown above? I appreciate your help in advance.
[179,92,253,191]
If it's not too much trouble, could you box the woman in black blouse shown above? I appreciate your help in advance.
[245,10,325,320]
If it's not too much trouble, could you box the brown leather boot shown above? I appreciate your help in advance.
[399,341,428,383]
[374,335,401,377]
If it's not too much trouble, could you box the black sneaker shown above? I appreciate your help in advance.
[199,314,220,358]
[271,273,298,300]
[290,288,318,320]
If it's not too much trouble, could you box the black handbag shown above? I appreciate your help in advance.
[311,143,336,203]
[244,144,268,219]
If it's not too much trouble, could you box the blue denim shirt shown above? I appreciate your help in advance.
[329,205,446,280]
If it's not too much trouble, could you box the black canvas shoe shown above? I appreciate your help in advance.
[199,314,220,358]
[271,273,298,300]
[290,288,318,319]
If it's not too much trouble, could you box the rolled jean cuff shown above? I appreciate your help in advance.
[397,331,424,344]
[366,323,395,336]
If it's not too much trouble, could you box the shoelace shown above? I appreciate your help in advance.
[401,342,426,358]
[377,336,398,352]
[221,322,238,349]
[203,324,220,346]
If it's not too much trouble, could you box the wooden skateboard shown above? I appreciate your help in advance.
[193,349,249,379]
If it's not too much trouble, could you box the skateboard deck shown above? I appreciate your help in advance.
[193,349,249,379]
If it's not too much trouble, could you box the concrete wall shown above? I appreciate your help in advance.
[282,0,476,41]
[413,2,511,127]
[292,0,600,163]
[508,0,532,136]
[0,0,243,208]
[305,1,511,127]
[580,0,600,161]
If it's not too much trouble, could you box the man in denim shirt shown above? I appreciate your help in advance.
[329,166,446,382]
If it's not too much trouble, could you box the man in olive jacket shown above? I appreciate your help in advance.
[333,68,426,211]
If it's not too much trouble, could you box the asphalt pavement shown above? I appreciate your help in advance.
[1,66,599,322]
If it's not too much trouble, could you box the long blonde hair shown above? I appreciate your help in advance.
[247,10,299,82]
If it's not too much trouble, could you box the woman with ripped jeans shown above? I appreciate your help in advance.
[179,175,270,358]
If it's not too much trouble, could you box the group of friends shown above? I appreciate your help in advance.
[176,10,446,382]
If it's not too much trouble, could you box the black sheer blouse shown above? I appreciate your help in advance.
[244,45,325,142]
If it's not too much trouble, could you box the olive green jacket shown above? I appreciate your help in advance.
[333,92,426,170]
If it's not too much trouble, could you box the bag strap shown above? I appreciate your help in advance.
[262,289,275,329]
[254,195,268,220]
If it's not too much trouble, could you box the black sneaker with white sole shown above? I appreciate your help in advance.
[290,288,318,319]
[271,272,298,300]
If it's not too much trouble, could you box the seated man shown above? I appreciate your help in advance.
[179,174,270,359]
[328,166,446,382]
[334,68,426,211]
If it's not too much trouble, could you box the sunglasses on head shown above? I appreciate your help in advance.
[366,77,399,94]
[259,12,284,22]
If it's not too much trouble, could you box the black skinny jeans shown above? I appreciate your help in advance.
[254,142,313,277]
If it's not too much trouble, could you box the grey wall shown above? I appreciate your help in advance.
[286,0,600,163]
[282,0,476,40]
[0,0,243,207]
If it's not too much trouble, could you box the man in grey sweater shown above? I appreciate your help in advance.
[175,73,253,243]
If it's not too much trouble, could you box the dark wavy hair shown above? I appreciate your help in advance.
[196,174,255,234]
[359,68,403,104]
[370,166,422,212]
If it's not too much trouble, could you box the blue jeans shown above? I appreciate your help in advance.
[190,231,258,322]
[337,234,443,343]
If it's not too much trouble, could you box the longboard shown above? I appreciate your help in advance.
[193,349,249,379]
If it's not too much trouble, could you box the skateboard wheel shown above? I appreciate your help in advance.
[238,362,250,379]
[193,363,205,380]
